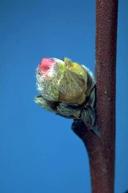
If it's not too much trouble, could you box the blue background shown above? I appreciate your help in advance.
[0,0,128,193]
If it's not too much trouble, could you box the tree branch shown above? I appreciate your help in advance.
[72,0,118,192]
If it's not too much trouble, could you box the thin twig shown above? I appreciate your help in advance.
[72,0,118,192]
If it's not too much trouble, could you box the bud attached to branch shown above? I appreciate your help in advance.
[35,57,98,135]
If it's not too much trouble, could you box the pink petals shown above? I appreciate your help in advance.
[39,58,55,74]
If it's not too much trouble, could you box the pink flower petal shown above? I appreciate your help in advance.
[39,58,55,73]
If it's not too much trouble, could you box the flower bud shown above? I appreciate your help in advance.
[36,57,91,105]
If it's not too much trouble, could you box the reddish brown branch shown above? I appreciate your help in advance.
[73,0,118,193]
[94,0,118,192]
